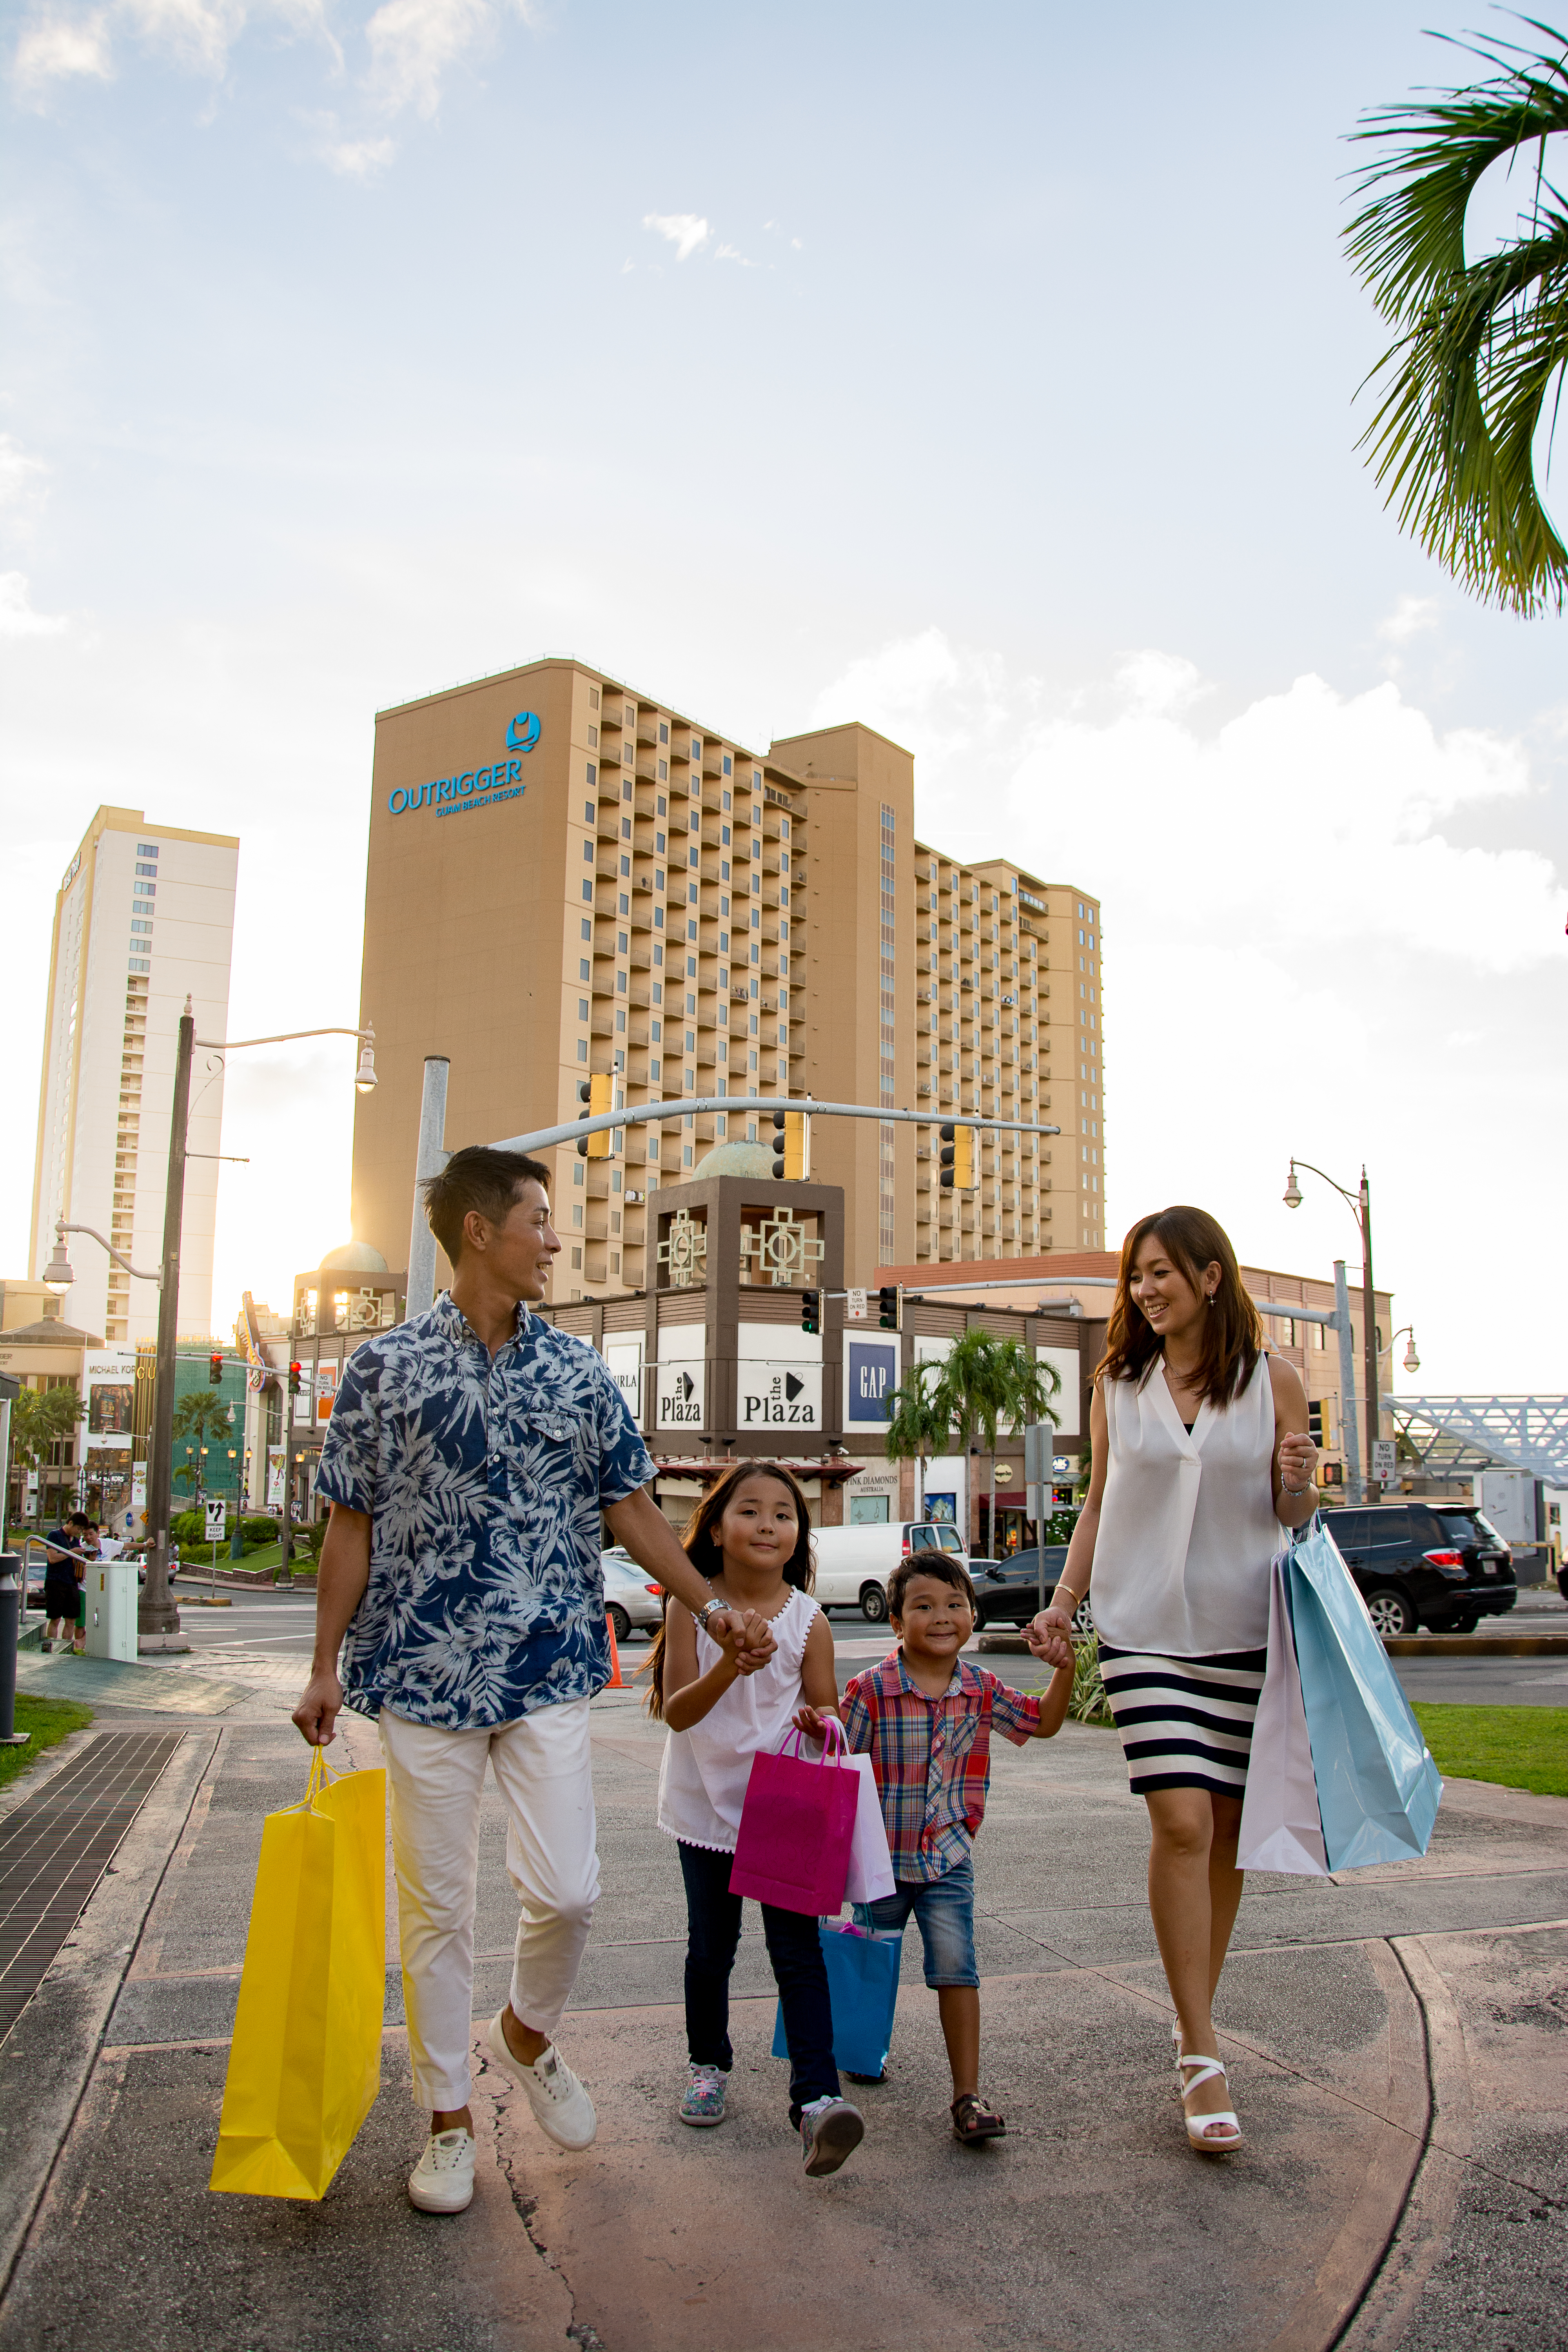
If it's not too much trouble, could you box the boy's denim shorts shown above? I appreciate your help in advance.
[852,1855,978,1988]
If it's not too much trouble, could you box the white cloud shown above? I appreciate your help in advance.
[12,8,113,92]
[715,242,755,267]
[0,572,67,635]
[365,0,492,116]
[642,212,710,261]
[1377,593,1440,646]
[303,111,396,173]
[0,434,51,524]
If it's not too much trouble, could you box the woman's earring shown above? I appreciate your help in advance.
[1205,1292,1215,1307]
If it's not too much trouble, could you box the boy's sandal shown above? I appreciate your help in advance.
[951,2094,1006,2143]
[1178,2054,1242,2152]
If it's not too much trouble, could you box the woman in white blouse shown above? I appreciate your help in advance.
[1032,1205,1318,2152]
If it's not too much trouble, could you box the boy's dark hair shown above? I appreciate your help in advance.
[888,1552,976,1623]
[67,1511,94,1531]
[423,1145,550,1265]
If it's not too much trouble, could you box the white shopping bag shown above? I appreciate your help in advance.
[842,1753,896,1905]
[1236,1558,1329,1876]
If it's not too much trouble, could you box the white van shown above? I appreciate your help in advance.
[809,1521,971,1622]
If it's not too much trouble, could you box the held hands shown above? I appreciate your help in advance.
[711,1607,777,1677]
[1025,1608,1075,1671]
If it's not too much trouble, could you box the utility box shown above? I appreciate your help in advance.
[1474,1471,1537,1548]
[84,1561,139,1662]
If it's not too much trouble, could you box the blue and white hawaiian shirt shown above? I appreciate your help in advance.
[315,1290,654,1730]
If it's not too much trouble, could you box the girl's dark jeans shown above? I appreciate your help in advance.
[677,1841,840,2123]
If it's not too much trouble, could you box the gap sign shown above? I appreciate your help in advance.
[845,1339,899,1428]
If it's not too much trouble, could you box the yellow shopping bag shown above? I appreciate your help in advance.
[210,1747,387,2200]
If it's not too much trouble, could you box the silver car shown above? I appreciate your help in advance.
[600,1547,665,1642]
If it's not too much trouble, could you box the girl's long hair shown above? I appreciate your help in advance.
[643,1460,815,1720]
[1097,1205,1263,1408]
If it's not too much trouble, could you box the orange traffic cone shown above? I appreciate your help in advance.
[604,1613,624,1689]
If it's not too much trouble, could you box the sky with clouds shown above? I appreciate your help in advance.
[2,0,1564,1393]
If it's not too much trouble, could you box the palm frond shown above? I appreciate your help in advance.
[1345,18,1568,615]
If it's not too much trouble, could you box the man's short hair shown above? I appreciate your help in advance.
[888,1552,976,1623]
[422,1145,551,1266]
[67,1511,94,1531]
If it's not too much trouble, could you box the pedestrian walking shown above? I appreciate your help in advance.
[1030,1205,1318,2153]
[292,1145,773,2216]
[650,1461,867,2175]
[799,1555,1074,2144]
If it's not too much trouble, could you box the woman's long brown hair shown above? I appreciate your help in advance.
[1096,1205,1264,1408]
[643,1460,816,1720]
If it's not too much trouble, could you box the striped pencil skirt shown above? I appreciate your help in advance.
[1096,1642,1268,1797]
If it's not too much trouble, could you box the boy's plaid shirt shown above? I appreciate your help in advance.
[840,1653,1042,1882]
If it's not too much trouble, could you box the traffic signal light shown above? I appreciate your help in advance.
[770,1108,811,1180]
[1319,1459,1343,1487]
[800,1289,821,1336]
[208,1350,223,1386]
[939,1122,976,1189]
[288,1361,302,1396]
[1308,1400,1334,1451]
[877,1285,901,1331]
[577,1073,613,1158]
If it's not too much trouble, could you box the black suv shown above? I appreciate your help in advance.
[1325,1503,1515,1637]
[971,1545,1072,1630]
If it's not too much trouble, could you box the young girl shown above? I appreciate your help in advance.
[649,1461,865,2177]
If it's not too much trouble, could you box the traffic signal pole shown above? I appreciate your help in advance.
[402,1058,1061,1316]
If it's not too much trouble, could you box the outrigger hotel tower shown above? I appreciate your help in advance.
[350,658,1105,1297]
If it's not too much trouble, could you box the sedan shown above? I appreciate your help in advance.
[601,1548,666,1644]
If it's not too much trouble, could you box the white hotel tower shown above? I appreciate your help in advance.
[30,807,239,1345]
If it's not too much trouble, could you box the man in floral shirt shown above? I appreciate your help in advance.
[294,1145,771,2216]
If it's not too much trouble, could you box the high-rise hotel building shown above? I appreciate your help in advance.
[350,659,1104,1294]
[30,807,238,1344]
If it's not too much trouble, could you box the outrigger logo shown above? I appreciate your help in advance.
[388,711,542,819]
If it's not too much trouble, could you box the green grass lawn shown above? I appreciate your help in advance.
[1413,1703,1568,1799]
[1,1693,96,1791]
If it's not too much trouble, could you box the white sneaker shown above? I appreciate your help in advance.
[407,2127,475,2213]
[484,2011,597,2150]
[799,2095,864,2178]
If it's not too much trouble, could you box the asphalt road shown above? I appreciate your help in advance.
[163,1584,1568,1705]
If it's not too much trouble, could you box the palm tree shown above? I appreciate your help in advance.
[8,1385,86,1518]
[171,1391,234,1501]
[1345,22,1568,616]
[931,1332,1061,1561]
[881,1361,955,1519]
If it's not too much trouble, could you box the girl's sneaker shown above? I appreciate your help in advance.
[799,2095,864,2176]
[679,2064,728,2127]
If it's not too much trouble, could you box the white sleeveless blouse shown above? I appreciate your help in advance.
[1091,1355,1283,1656]
[657,1585,819,1853]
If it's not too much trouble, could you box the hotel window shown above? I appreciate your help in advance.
[587,763,597,786]
[621,817,632,839]
[576,1039,587,1063]
[658,760,668,780]
[722,755,732,775]
[134,880,155,897]
[658,722,669,744]
[136,843,158,858]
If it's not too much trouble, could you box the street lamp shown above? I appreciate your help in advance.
[1382,1324,1421,1377]
[113,1004,378,1642]
[1284,1156,1384,1498]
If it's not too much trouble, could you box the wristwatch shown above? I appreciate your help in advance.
[696,1596,728,1633]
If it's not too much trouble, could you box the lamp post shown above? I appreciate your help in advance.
[1285,1158,1383,1499]
[1382,1325,1421,1376]
[44,1007,378,1643]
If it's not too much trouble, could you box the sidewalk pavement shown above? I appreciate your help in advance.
[0,1677,1563,2352]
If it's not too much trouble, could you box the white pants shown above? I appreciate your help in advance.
[379,1698,599,2112]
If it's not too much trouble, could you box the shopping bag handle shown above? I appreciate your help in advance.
[292,1745,359,1813]
[779,1717,848,1766]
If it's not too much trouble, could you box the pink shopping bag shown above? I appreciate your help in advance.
[729,1721,859,1916]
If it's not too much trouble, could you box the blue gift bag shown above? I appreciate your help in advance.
[1286,1516,1442,1871]
[771,1922,902,2080]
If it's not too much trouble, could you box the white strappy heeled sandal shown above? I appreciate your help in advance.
[1178,2052,1242,2152]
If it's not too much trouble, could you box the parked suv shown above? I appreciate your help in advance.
[1326,1503,1516,1637]
[971,1546,1087,1631]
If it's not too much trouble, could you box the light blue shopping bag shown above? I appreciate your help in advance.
[1286,1515,1442,1871]
[771,1922,902,2080]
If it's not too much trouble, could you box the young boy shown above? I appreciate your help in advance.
[799,1555,1074,2143]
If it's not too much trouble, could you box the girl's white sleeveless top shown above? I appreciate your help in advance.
[656,1585,819,1852]
[1091,1355,1282,1656]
